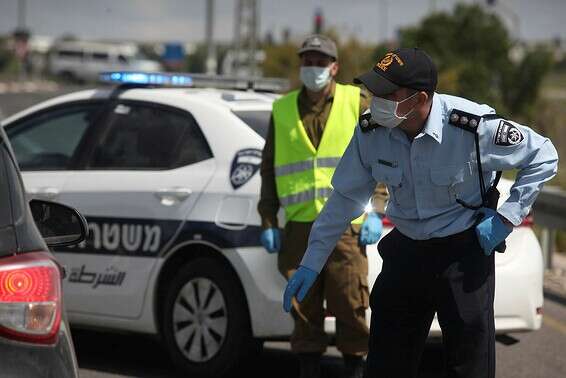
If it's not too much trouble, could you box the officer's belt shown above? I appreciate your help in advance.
[399,227,478,247]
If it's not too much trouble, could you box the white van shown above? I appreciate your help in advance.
[48,41,162,82]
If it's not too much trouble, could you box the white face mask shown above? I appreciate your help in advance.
[370,92,419,129]
[300,66,332,92]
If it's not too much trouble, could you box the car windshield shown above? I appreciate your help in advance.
[233,110,270,139]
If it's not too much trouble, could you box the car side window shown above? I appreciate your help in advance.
[7,103,101,171]
[89,102,213,170]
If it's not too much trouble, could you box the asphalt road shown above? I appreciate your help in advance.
[75,296,566,378]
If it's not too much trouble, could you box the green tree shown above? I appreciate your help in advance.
[399,4,553,119]
[185,44,207,73]
[184,43,231,74]
[502,47,554,118]
[335,37,376,84]
[0,36,15,74]
[262,42,301,87]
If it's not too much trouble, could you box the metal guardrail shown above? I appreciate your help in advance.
[533,186,566,269]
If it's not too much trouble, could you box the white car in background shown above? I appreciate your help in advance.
[0,72,543,377]
[48,41,161,83]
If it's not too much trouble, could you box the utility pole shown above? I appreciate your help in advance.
[379,0,389,43]
[205,0,217,75]
[18,0,26,29]
[15,0,31,80]
[234,0,259,77]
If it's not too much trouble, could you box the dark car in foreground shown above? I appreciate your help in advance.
[0,125,88,377]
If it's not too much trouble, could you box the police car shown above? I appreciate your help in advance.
[1,72,543,376]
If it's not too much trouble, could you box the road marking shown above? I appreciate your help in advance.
[543,314,566,336]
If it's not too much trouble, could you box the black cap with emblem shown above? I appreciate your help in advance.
[297,34,338,60]
[354,47,437,96]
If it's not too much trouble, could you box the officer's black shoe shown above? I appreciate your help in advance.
[343,354,365,378]
[298,352,321,378]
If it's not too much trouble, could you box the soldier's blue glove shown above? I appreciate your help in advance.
[283,265,318,312]
[260,228,281,253]
[360,212,383,245]
[475,208,512,256]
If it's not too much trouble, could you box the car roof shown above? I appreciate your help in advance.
[1,86,276,126]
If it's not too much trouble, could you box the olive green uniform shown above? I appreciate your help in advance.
[258,81,387,355]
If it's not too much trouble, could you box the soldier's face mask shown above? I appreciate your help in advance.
[300,66,332,92]
[370,92,419,129]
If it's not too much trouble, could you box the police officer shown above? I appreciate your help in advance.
[283,47,559,378]
[258,34,387,378]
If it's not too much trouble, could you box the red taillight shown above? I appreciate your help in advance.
[382,217,393,227]
[0,252,61,345]
[518,214,534,227]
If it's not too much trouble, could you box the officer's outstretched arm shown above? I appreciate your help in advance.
[300,126,376,273]
[484,120,559,226]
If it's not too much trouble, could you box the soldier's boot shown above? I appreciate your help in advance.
[343,354,365,378]
[298,352,321,378]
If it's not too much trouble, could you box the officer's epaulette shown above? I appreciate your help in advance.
[448,109,505,133]
[359,113,379,133]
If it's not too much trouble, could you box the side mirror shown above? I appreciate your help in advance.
[29,199,89,248]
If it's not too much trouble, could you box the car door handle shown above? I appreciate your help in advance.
[154,188,192,206]
[28,187,60,201]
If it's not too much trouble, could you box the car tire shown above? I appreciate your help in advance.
[162,257,259,377]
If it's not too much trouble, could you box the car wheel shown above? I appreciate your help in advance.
[162,257,259,377]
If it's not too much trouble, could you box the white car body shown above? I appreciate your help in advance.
[1,85,543,372]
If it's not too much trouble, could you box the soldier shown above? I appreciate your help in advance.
[258,34,386,378]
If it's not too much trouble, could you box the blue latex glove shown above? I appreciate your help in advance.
[260,228,281,253]
[475,208,513,256]
[283,265,318,312]
[360,212,383,245]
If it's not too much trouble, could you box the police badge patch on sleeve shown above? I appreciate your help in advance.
[494,120,524,146]
[230,148,262,189]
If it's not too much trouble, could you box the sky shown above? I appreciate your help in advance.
[0,0,565,45]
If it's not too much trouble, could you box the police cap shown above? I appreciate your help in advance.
[297,34,338,60]
[354,47,437,96]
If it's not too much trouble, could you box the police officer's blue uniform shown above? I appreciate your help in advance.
[288,48,559,378]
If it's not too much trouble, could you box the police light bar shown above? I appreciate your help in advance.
[99,71,289,93]
[99,71,193,86]
[189,73,289,93]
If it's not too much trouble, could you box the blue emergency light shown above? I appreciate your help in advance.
[99,71,193,86]
[99,71,290,93]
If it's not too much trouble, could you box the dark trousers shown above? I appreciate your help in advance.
[278,222,370,355]
[366,228,495,378]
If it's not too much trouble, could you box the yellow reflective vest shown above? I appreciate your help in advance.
[273,83,363,223]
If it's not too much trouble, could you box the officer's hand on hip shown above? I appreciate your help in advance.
[283,265,318,312]
[475,208,513,256]
[260,228,281,253]
[360,212,383,245]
